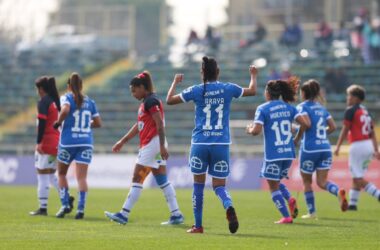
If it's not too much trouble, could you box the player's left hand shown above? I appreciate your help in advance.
[160,145,169,160]
[246,123,254,134]
[173,74,184,85]
[334,147,340,156]
[374,151,380,160]
[35,144,44,154]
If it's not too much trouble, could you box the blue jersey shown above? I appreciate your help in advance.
[180,82,243,145]
[297,101,332,152]
[254,100,300,161]
[59,93,99,148]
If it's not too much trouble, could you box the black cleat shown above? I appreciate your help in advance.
[226,206,239,234]
[56,206,72,218]
[75,212,84,220]
[29,208,47,216]
[347,205,357,211]
[68,196,75,212]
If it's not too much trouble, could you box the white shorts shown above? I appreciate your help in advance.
[136,136,167,169]
[349,139,374,178]
[35,152,57,170]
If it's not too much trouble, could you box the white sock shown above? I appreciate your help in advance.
[49,173,59,192]
[120,183,143,217]
[160,182,181,216]
[364,183,380,199]
[37,174,50,209]
[349,189,360,206]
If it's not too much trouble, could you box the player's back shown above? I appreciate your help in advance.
[298,101,331,152]
[344,104,372,143]
[255,100,298,161]
[60,93,99,148]
[181,81,243,145]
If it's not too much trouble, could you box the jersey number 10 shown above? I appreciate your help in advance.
[72,110,92,133]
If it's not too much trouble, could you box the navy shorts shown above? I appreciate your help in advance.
[299,150,332,174]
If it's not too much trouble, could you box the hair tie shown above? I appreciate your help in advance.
[137,73,145,79]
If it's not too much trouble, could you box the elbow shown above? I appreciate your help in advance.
[166,98,174,105]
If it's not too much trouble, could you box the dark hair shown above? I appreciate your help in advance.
[129,71,154,93]
[301,79,324,102]
[68,72,84,109]
[266,76,299,103]
[35,76,61,111]
[347,84,365,101]
[201,56,218,96]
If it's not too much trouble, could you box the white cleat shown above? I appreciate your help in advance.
[301,213,318,220]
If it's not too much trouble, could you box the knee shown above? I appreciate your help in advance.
[154,174,168,186]
[317,179,326,189]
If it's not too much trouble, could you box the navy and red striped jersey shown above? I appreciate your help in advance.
[343,104,373,143]
[37,95,59,155]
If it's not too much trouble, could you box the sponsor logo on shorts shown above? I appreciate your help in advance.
[81,149,92,160]
[190,157,203,170]
[265,163,280,175]
[58,149,70,162]
[303,160,314,171]
[214,161,229,173]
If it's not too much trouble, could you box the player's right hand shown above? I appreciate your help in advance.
[374,151,380,160]
[249,65,258,76]
[173,74,183,84]
[246,123,254,134]
[112,140,124,153]
[334,147,340,156]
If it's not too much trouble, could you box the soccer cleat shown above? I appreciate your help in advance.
[29,208,47,216]
[275,217,293,224]
[104,211,128,225]
[338,189,348,212]
[301,213,317,219]
[68,196,75,212]
[56,206,72,218]
[186,225,204,233]
[161,214,184,225]
[288,197,299,219]
[226,206,239,234]
[347,205,357,211]
[75,211,84,220]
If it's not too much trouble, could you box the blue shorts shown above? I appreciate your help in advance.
[260,160,293,181]
[57,146,93,165]
[189,144,230,179]
[299,150,332,174]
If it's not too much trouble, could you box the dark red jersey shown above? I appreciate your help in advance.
[37,95,60,155]
[343,104,373,143]
[137,94,165,148]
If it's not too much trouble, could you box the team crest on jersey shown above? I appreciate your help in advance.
[214,161,229,172]
[138,121,144,131]
[138,108,144,116]
[190,156,203,170]
[265,163,280,175]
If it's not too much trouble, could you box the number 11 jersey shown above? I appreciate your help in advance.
[254,100,300,161]
[60,93,99,148]
[180,82,243,145]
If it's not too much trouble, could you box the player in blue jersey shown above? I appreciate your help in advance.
[246,77,310,224]
[294,79,348,219]
[53,73,102,219]
[166,56,257,234]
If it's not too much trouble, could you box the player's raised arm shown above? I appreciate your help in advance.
[242,65,258,97]
[166,74,184,105]
[112,123,139,153]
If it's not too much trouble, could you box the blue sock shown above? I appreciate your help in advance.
[77,191,87,212]
[271,190,290,218]
[325,181,339,196]
[193,183,205,228]
[305,191,316,214]
[214,186,233,210]
[279,183,291,202]
[59,188,69,207]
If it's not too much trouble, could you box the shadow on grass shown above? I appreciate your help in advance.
[319,217,379,223]
[213,233,286,239]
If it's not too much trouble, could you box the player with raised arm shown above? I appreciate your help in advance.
[246,77,310,224]
[54,73,102,219]
[295,80,348,219]
[105,71,184,225]
[166,56,257,234]
[335,85,380,210]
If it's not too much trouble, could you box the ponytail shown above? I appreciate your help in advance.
[68,72,84,109]
[201,56,218,96]
[35,76,61,111]
[301,79,325,103]
[130,70,155,93]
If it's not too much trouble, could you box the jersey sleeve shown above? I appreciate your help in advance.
[144,97,161,114]
[296,104,307,116]
[37,98,49,120]
[60,95,70,107]
[253,106,265,125]
[325,110,332,120]
[227,83,244,99]
[180,86,195,103]
[293,105,302,121]
[91,100,100,118]
[343,106,355,127]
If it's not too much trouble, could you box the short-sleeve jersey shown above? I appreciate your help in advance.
[297,101,332,152]
[37,95,60,155]
[343,104,373,143]
[59,93,99,148]
[180,82,244,145]
[254,100,300,161]
[137,93,165,148]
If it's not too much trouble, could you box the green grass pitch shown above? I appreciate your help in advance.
[0,186,379,250]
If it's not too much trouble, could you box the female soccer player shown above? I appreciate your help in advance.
[295,79,348,219]
[335,84,380,210]
[30,76,69,216]
[105,71,184,225]
[166,56,257,234]
[54,73,102,219]
[246,77,310,224]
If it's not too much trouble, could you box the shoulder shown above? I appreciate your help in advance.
[257,102,271,112]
